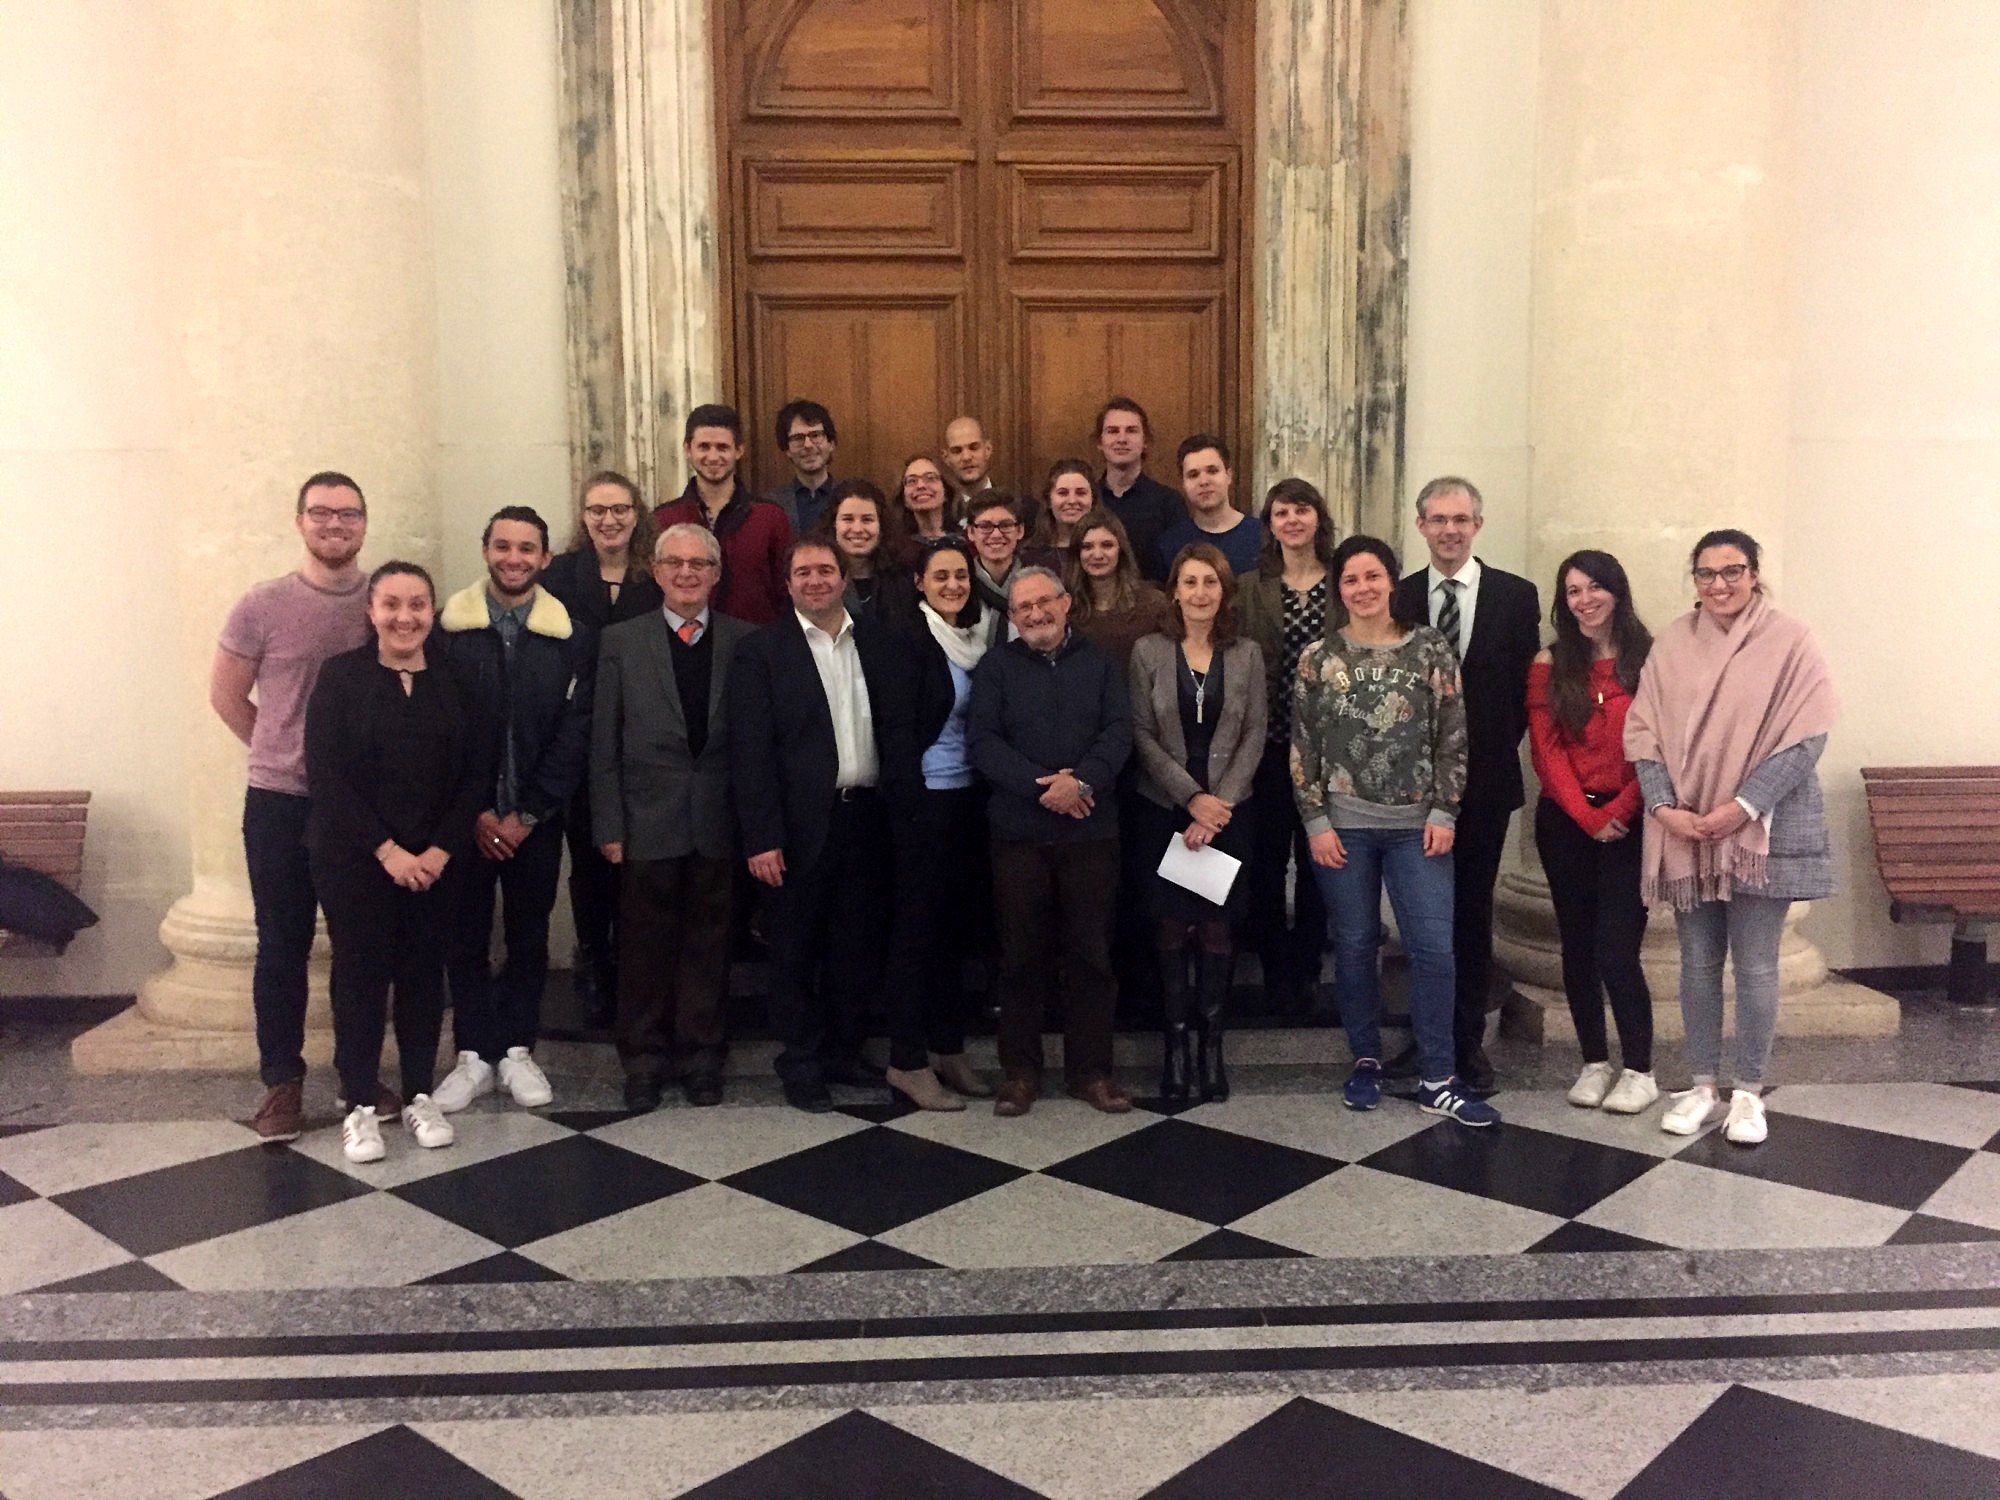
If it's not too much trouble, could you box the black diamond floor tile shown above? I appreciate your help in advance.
[1985,1126,2000,1154]
[1526,1219,1672,1254]
[1885,1212,2000,1247]
[723,1128,1022,1237]
[1132,1096,1208,1117]
[32,1259,183,1293]
[1619,1384,2000,1498]
[1045,1118,1339,1225]
[390,1135,702,1247]
[50,1146,374,1258]
[1159,1226,1309,1262]
[1674,1112,1972,1211]
[1142,1396,1571,1498]
[546,1109,640,1133]
[1356,1121,1660,1220]
[682,1410,1041,1499]
[838,1098,921,1124]
[0,1167,34,1207]
[1945,1080,2000,1095]
[213,1423,520,1498]
[0,1124,51,1138]
[415,1250,573,1285]
[794,1239,944,1273]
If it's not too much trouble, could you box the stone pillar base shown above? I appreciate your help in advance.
[71,1007,346,1075]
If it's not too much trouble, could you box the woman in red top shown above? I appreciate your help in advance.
[1528,550,1657,1115]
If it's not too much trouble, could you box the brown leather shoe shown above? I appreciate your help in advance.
[993,1076,1038,1117]
[932,1053,994,1098]
[252,1080,304,1143]
[1070,1077,1134,1114]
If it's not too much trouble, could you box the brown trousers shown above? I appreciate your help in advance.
[616,854,733,1079]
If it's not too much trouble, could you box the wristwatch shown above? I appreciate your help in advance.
[1074,779,1094,801]
[517,811,539,830]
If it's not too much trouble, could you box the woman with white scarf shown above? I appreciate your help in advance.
[881,535,998,1110]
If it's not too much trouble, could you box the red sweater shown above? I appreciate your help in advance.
[1526,657,1640,835]
[654,481,794,625]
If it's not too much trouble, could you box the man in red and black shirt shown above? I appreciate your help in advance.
[653,404,793,625]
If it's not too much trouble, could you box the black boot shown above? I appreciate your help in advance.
[573,946,614,1031]
[1196,952,1233,1101]
[1159,949,1196,1102]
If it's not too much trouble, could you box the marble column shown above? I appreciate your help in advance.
[1494,0,1895,1045]
[76,0,439,1072]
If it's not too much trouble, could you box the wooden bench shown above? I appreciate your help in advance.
[0,790,91,954]
[1860,766,2000,1006]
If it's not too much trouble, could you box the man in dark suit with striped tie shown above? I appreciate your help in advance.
[1390,477,1541,1093]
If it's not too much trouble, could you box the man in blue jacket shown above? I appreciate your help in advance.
[431,506,593,1114]
[968,566,1134,1118]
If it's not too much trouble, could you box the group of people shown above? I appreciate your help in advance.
[214,394,1836,1165]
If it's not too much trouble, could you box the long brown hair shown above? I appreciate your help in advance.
[892,452,960,537]
[1164,542,1241,647]
[564,470,656,584]
[1548,549,1652,738]
[809,478,910,574]
[1030,458,1097,550]
[1256,477,1338,577]
[1067,507,1144,624]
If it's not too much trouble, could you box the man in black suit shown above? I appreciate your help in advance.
[1391,477,1541,1093]
[591,523,754,1110]
[730,537,919,1112]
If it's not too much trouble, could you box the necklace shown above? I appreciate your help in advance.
[1185,661,1208,724]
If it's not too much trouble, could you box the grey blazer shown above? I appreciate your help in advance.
[590,611,753,862]
[1128,633,1267,811]
[1634,734,1834,902]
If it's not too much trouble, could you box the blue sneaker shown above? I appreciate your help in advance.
[1343,1059,1383,1111]
[1416,1078,1501,1128]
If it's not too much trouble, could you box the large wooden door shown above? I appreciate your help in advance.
[716,0,1253,496]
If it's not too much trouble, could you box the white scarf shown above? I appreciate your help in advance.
[920,600,988,675]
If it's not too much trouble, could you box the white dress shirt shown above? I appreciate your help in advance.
[1426,555,1483,656]
[663,605,711,643]
[796,609,879,788]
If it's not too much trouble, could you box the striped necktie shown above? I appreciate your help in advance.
[1436,578,1462,655]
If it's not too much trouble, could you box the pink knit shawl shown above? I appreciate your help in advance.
[1623,595,1838,910]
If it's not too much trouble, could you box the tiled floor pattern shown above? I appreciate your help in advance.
[2,1080,1997,1293]
[4,1378,2000,1497]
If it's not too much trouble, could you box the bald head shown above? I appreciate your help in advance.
[943,416,993,491]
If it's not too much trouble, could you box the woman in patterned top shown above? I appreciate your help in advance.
[1239,478,1338,1013]
[1292,536,1495,1127]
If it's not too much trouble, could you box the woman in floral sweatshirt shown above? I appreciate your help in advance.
[1291,535,1493,1127]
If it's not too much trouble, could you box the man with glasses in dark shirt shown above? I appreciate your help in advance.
[768,399,839,536]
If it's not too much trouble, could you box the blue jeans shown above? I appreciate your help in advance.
[1674,892,1790,1087]
[1312,826,1457,1082]
[243,788,318,1087]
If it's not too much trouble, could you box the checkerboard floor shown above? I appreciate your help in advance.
[3,1078,1997,1293]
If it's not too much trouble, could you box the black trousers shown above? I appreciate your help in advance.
[243,788,318,1087]
[884,786,986,1069]
[1534,797,1653,1071]
[765,792,891,1085]
[993,836,1120,1082]
[1450,800,1515,1064]
[1111,770,1162,1022]
[564,782,619,973]
[617,852,734,1080]
[314,856,448,1107]
[1242,740,1325,986]
[445,817,565,1061]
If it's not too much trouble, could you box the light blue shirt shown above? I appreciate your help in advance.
[921,659,976,789]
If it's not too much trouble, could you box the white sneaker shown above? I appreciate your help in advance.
[341,1105,386,1164]
[1723,1089,1768,1145]
[402,1094,456,1149]
[1601,1069,1660,1116]
[1660,1085,1723,1136]
[1567,1061,1618,1108]
[432,1051,494,1113]
[498,1046,554,1108]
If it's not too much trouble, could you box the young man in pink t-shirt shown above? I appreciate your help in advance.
[211,473,373,1141]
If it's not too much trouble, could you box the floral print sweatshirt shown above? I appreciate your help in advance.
[1289,626,1468,833]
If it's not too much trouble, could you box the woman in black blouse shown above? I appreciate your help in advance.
[540,471,663,1023]
[1238,478,1339,1013]
[306,561,494,1165]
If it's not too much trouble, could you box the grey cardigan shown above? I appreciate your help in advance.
[1128,633,1267,811]
[1635,734,1833,902]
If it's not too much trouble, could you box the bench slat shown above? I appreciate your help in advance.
[1862,766,2000,779]
[0,806,89,826]
[0,791,89,806]
[1870,810,2000,829]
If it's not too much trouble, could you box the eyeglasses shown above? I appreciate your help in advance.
[1009,593,1063,616]
[1692,564,1751,585]
[304,506,365,525]
[969,520,1020,536]
[584,503,635,521]
[904,474,943,489]
[656,555,717,572]
[786,429,830,447]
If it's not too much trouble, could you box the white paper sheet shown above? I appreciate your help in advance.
[1156,835,1243,906]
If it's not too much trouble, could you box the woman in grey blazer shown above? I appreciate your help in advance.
[1130,542,1267,1101]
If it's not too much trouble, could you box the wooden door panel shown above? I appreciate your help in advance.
[1007,0,1221,120]
[744,159,969,259]
[749,293,965,493]
[746,0,963,118]
[1007,162,1224,260]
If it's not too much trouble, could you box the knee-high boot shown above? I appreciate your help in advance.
[1196,952,1233,1101]
[1159,947,1196,1102]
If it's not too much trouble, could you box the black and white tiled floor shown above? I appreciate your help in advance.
[4,1074,2000,1497]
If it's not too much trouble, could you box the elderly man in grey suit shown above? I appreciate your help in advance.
[592,522,752,1110]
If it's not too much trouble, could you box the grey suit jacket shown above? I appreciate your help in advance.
[1128,633,1267,811]
[590,611,753,862]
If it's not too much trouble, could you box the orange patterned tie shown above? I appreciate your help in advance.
[678,620,699,645]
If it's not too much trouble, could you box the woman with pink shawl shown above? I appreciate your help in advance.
[1624,529,1838,1146]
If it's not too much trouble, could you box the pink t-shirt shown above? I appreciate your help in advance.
[218,571,372,795]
